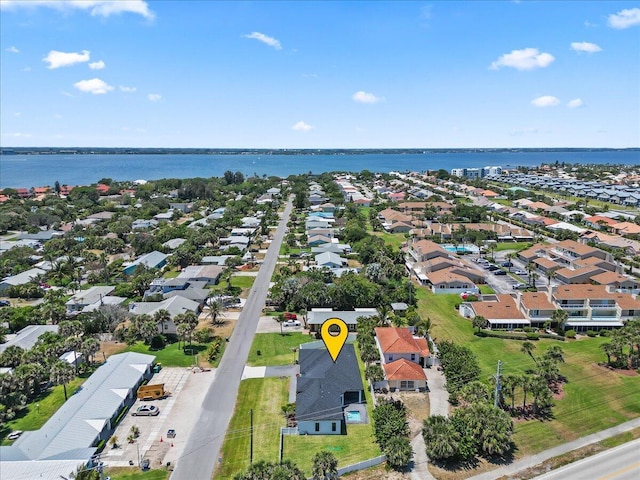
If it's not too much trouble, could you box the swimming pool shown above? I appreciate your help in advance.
[346,411,361,422]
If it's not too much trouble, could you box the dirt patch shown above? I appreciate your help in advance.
[100,340,127,359]
[376,391,430,438]
[429,457,506,480]
[593,362,639,377]
[343,465,404,479]
[552,382,565,401]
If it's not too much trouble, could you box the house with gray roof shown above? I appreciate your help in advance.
[296,343,366,435]
[306,308,377,333]
[123,250,168,276]
[0,325,58,356]
[65,286,116,315]
[128,296,200,334]
[0,352,154,480]
[0,267,47,293]
[315,251,347,269]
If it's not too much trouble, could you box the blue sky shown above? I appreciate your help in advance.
[1,1,639,148]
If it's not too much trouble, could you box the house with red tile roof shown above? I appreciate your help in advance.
[375,326,429,391]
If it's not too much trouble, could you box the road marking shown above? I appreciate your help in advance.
[598,461,640,480]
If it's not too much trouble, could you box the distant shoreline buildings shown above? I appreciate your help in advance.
[451,166,503,179]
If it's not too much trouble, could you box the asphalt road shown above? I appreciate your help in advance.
[532,439,640,480]
[170,198,293,480]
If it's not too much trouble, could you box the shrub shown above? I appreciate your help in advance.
[565,329,576,339]
[525,332,539,340]
[149,335,166,350]
[599,330,611,337]
[523,327,534,333]
[587,330,598,338]
[207,336,225,362]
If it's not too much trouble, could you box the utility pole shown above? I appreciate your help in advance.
[493,360,502,408]
[249,409,254,465]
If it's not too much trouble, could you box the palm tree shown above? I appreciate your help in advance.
[601,342,616,366]
[140,320,159,345]
[544,345,565,363]
[384,435,413,471]
[153,309,171,335]
[521,341,537,364]
[521,375,534,410]
[312,451,338,480]
[551,309,568,332]
[414,316,432,339]
[546,269,556,287]
[81,337,100,365]
[502,374,520,410]
[174,311,199,353]
[505,252,516,272]
[49,360,75,401]
[488,242,497,261]
[526,262,535,286]
[205,296,225,326]
[64,336,83,373]
[422,415,459,461]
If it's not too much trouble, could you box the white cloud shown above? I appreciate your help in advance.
[88,60,105,70]
[352,91,385,104]
[584,20,598,28]
[4,132,33,138]
[244,32,282,50]
[570,41,602,53]
[43,50,90,69]
[73,78,114,94]
[120,85,137,93]
[292,121,314,132]
[567,98,584,108]
[147,93,161,102]
[0,1,154,20]
[490,48,555,70]
[607,8,640,29]
[6,45,19,53]
[531,95,560,107]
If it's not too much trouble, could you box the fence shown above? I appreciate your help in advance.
[307,455,387,479]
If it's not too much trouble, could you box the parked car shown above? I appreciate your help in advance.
[141,459,150,471]
[513,270,528,275]
[132,405,160,416]
[501,261,513,267]
[7,430,23,440]
[0,300,10,307]
[283,312,297,320]
[493,270,507,276]
[167,429,176,438]
[487,265,499,271]
[513,283,528,290]
[283,319,301,327]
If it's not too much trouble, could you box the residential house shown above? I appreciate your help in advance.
[0,325,58,356]
[132,219,159,229]
[459,294,529,330]
[315,252,347,269]
[590,271,640,294]
[65,286,116,315]
[162,238,187,250]
[123,251,168,276]
[296,344,366,435]
[0,267,47,293]
[612,222,640,237]
[554,266,605,285]
[128,296,201,335]
[375,326,430,370]
[306,308,377,333]
[177,264,224,286]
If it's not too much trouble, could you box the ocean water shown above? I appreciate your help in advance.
[1,150,639,189]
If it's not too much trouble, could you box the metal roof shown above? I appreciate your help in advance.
[0,325,58,354]
[1,351,154,464]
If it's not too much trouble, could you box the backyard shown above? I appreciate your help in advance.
[124,340,208,368]
[247,332,314,366]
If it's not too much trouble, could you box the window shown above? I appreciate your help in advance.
[331,423,336,432]
[400,381,415,389]
[388,356,393,361]
[411,354,416,361]
[315,423,320,432]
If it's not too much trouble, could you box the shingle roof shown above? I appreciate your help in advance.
[296,344,363,422]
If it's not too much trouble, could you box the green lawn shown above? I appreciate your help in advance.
[231,275,255,290]
[371,231,407,250]
[105,467,168,480]
[124,341,207,367]
[0,377,86,444]
[217,378,289,479]
[479,285,495,294]
[247,333,314,366]
[417,289,640,457]
[495,241,532,252]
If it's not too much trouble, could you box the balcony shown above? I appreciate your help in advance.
[589,300,616,308]
[559,303,586,310]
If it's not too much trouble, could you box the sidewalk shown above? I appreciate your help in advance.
[467,417,640,480]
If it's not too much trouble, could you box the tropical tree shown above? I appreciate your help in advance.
[312,451,339,480]
[521,375,534,410]
[505,252,516,272]
[520,341,537,363]
[458,380,491,406]
[501,374,520,410]
[49,359,76,401]
[414,316,432,339]
[365,364,384,384]
[205,296,226,326]
[139,320,159,345]
[59,320,84,339]
[423,415,460,461]
[472,315,487,333]
[274,313,285,335]
[174,311,199,353]
[153,309,171,336]
[546,269,556,287]
[544,345,565,364]
[384,435,413,471]
[548,309,567,332]
[81,337,101,365]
